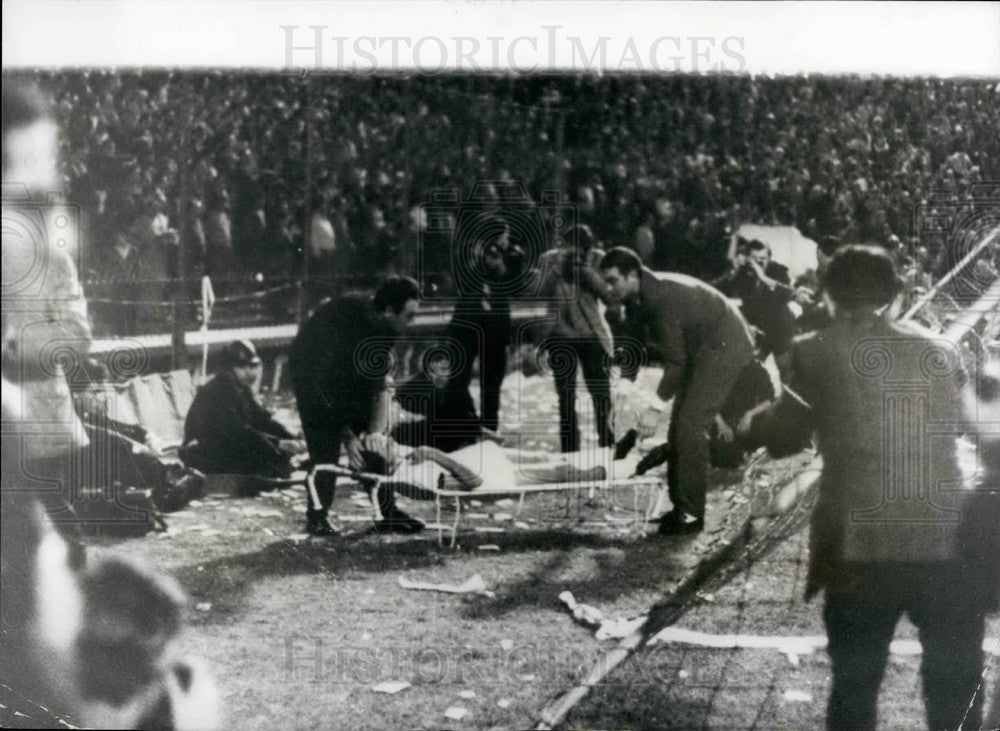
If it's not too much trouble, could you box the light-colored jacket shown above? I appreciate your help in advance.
[2,242,91,458]
[537,247,614,356]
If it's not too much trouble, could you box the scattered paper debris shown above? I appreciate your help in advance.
[785,653,801,667]
[559,591,604,627]
[492,512,513,522]
[783,690,813,703]
[560,591,646,640]
[678,669,690,680]
[361,632,372,642]
[494,498,515,508]
[443,706,468,721]
[477,545,500,552]
[595,616,647,641]
[500,639,514,651]
[469,500,483,507]
[514,521,530,530]
[474,526,506,534]
[423,523,453,531]
[372,681,411,694]
[195,602,212,612]
[286,533,311,542]
[458,690,476,699]
[398,574,491,596]
[497,699,511,709]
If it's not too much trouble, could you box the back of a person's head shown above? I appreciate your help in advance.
[2,82,56,186]
[2,81,50,144]
[373,275,420,314]
[568,223,598,254]
[823,244,902,312]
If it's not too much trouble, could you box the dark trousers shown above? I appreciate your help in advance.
[666,349,746,519]
[552,339,614,453]
[451,343,508,433]
[823,589,985,731]
[302,424,343,520]
[479,343,507,433]
[302,423,402,521]
[181,430,292,479]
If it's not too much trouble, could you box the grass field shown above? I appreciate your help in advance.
[90,371,998,729]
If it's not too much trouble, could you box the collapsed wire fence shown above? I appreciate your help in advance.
[535,225,1000,730]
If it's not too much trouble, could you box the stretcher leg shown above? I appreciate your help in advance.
[450,496,461,549]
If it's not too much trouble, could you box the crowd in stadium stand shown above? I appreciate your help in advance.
[17,71,1000,335]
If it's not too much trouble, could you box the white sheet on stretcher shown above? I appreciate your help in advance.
[387,441,641,493]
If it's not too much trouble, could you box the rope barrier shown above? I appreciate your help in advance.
[84,281,298,306]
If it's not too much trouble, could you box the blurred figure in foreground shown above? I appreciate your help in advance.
[763,245,995,731]
[2,80,220,730]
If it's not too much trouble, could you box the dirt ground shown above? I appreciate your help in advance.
[93,371,998,729]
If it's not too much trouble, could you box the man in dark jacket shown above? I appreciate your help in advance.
[289,276,421,536]
[713,239,796,372]
[445,220,527,434]
[763,246,993,731]
[182,340,303,479]
[390,351,484,454]
[600,247,755,535]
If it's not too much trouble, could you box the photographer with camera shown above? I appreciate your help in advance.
[713,238,796,375]
[444,216,527,434]
[537,223,616,453]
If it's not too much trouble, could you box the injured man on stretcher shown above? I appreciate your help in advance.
[349,379,643,511]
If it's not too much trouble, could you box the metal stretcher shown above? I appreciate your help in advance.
[307,462,665,547]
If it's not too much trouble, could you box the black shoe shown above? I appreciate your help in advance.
[375,506,425,534]
[656,511,704,536]
[306,515,339,537]
[614,428,639,460]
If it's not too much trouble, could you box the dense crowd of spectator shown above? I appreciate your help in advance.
[10,70,999,335]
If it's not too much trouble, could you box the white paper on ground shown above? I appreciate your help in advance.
[372,681,411,694]
[398,574,490,595]
[648,627,1000,657]
[783,690,813,703]
[443,706,468,720]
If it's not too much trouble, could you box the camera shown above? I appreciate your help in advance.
[419,180,576,302]
[2,182,81,305]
